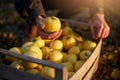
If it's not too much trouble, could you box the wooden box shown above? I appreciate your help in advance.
[0,39,102,80]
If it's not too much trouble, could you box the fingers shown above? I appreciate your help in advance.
[37,22,45,30]
[48,29,62,40]
[91,22,110,40]
[90,23,100,39]
[52,29,62,40]
[39,29,62,40]
[97,24,104,39]
[102,24,110,39]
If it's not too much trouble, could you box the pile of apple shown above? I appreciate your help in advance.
[5,16,97,79]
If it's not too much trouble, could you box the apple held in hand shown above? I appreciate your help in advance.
[44,16,61,33]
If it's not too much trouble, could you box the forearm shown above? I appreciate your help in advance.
[89,0,104,17]
[14,0,46,24]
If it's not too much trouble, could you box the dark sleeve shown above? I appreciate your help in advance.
[89,0,104,17]
[14,0,46,24]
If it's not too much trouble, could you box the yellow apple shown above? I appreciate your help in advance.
[79,50,92,60]
[22,44,43,59]
[40,66,55,79]
[77,42,84,50]
[49,50,63,63]
[83,40,97,51]
[44,16,61,33]
[49,39,63,51]
[6,47,22,61]
[74,60,85,72]
[36,65,43,72]
[43,39,52,46]
[66,54,77,64]
[61,35,76,50]
[61,26,72,36]
[62,52,68,62]
[10,61,24,70]
[26,69,40,75]
[41,46,52,60]
[68,72,75,78]
[71,32,83,42]
[9,47,22,54]
[68,46,80,55]
[31,36,45,48]
[30,36,41,42]
[23,51,42,69]
[21,41,33,53]
[61,61,73,72]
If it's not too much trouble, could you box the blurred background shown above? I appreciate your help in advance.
[0,0,120,80]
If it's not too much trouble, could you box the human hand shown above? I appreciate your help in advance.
[90,13,110,40]
[35,16,62,40]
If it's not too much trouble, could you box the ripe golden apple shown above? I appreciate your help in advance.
[44,16,61,33]
[26,69,40,75]
[30,36,41,42]
[49,50,63,63]
[83,40,97,51]
[6,47,22,61]
[79,50,92,60]
[77,42,84,50]
[41,46,52,60]
[62,52,68,62]
[21,41,33,53]
[23,51,42,69]
[31,36,45,48]
[68,72,75,78]
[36,65,43,72]
[68,46,80,55]
[43,39,52,46]
[49,39,63,51]
[10,61,24,70]
[22,44,43,59]
[66,54,77,64]
[40,66,55,79]
[9,47,22,54]
[61,35,76,50]
[62,26,72,36]
[74,60,85,72]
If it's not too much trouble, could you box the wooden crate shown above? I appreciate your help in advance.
[0,39,102,80]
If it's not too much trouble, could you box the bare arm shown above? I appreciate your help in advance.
[89,0,104,17]
[88,0,110,40]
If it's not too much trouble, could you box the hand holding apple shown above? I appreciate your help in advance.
[35,16,62,40]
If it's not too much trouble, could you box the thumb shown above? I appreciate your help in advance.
[38,22,45,29]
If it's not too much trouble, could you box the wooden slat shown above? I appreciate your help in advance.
[83,53,100,80]
[0,48,68,80]
[69,39,102,80]
[0,48,62,69]
[0,63,49,80]
[55,66,68,80]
